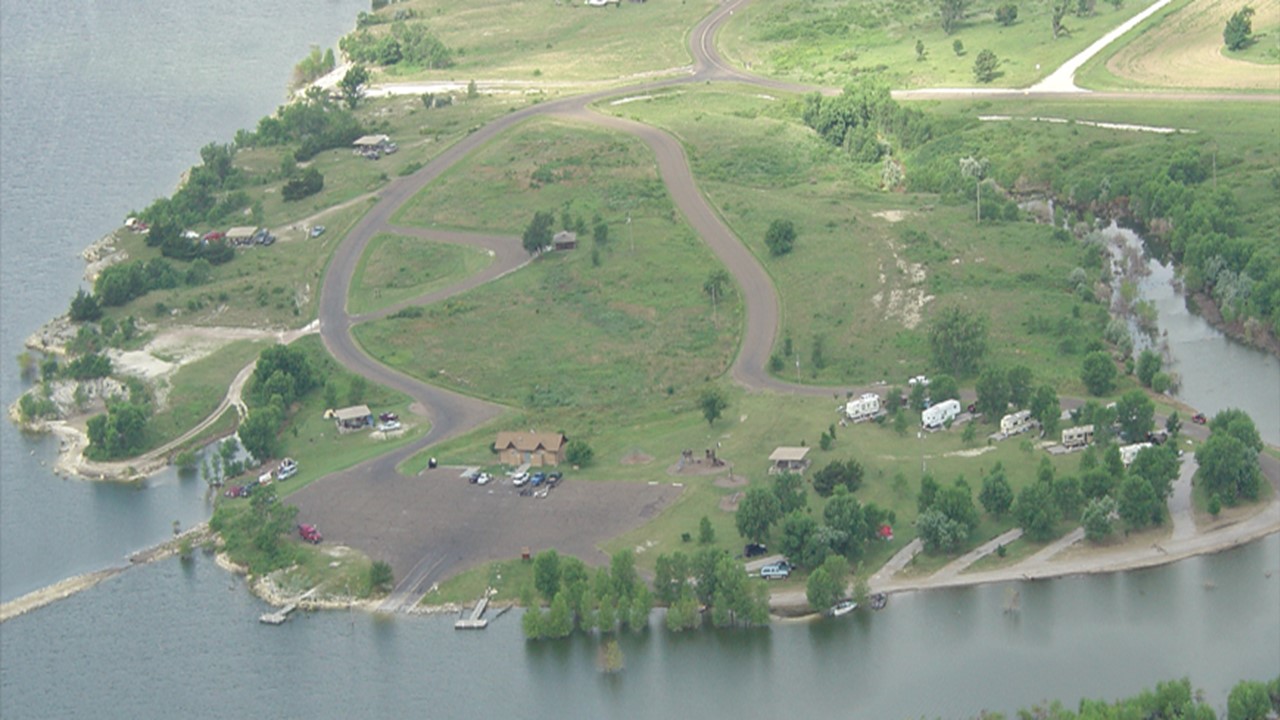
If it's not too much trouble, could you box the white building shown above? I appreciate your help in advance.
[921,399,961,429]
[844,393,882,422]
[1000,410,1033,436]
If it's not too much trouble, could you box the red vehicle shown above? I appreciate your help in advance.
[297,524,322,544]
[1191,413,1208,425]
[202,231,225,242]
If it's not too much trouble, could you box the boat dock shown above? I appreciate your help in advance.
[454,594,490,629]
[259,587,317,625]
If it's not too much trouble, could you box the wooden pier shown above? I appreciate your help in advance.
[259,587,317,625]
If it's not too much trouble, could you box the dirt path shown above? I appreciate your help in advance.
[1029,0,1177,92]
[1170,455,1198,541]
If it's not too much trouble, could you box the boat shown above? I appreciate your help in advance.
[828,599,857,617]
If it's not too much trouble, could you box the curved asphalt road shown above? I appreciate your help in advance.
[298,0,1276,604]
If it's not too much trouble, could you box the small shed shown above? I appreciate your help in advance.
[494,431,566,467]
[334,404,373,433]
[552,230,577,251]
[353,134,391,150]
[768,446,811,474]
[226,226,258,244]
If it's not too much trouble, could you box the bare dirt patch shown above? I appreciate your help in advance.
[713,472,749,488]
[620,450,654,465]
[1105,0,1280,90]
[719,491,743,512]
[870,240,934,330]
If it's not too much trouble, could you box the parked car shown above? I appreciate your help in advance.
[310,225,326,238]
[546,471,563,487]
[1191,413,1208,425]
[530,472,546,487]
[297,524,322,544]
[512,472,529,487]
[744,542,768,558]
[224,485,243,498]
[379,419,402,432]
[379,412,399,423]
[476,472,492,485]
[277,458,298,480]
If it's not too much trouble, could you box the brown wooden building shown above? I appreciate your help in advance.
[494,431,566,467]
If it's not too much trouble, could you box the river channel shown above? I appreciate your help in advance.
[0,1,1277,716]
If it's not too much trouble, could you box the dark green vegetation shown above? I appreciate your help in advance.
[522,549,654,639]
[339,20,454,70]
[652,548,770,631]
[1224,6,1255,51]
[977,675,1280,720]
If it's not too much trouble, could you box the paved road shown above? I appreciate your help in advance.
[292,0,1277,605]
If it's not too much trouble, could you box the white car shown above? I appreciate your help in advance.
[476,472,491,485]
[379,420,402,432]
[276,458,298,480]
[512,472,529,487]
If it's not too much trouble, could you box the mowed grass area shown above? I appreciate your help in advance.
[718,0,1152,88]
[1076,0,1280,90]
[348,233,492,315]
[356,0,716,84]
[604,84,1125,393]
[357,118,741,422]
[145,339,266,452]
[99,94,522,331]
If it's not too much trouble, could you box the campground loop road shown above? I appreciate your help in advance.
[298,0,1275,605]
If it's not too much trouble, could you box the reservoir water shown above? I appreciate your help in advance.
[0,1,1277,716]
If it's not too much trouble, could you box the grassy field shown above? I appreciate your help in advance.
[1076,0,1280,90]
[357,117,741,425]
[420,557,537,607]
[97,94,522,331]
[717,0,1152,88]
[603,84,1138,392]
[145,339,266,452]
[350,0,716,85]
[348,232,492,314]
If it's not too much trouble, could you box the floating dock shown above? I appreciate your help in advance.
[259,587,317,625]
[454,595,490,630]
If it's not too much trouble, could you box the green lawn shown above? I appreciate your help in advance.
[719,0,1153,88]
[146,339,267,451]
[348,232,492,315]
[353,0,717,85]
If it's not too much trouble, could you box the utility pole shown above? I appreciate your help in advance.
[627,213,633,253]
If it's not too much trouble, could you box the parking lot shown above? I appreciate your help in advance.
[289,465,683,600]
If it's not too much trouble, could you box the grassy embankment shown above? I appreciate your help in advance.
[96,93,521,331]
[352,0,716,85]
[1075,0,1280,90]
[717,0,1151,88]
[347,232,492,315]
[143,339,266,452]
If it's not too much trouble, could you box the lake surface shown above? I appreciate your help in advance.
[0,1,1277,717]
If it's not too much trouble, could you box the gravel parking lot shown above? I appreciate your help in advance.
[290,466,682,602]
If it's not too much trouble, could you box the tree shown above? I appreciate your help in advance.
[68,288,102,322]
[339,64,369,109]
[1223,6,1255,51]
[698,515,715,545]
[1136,349,1162,387]
[1165,411,1182,444]
[522,210,555,254]
[1129,445,1180,500]
[930,374,960,403]
[282,168,324,201]
[975,366,1010,419]
[959,156,989,222]
[939,0,970,33]
[979,467,1014,517]
[812,459,864,498]
[1197,432,1262,504]
[764,219,797,256]
[1209,408,1263,452]
[735,486,781,542]
[806,555,849,611]
[1052,475,1084,520]
[1117,473,1161,529]
[1051,0,1072,37]
[239,405,283,461]
[175,450,199,473]
[698,387,729,426]
[248,345,316,408]
[915,39,927,61]
[653,552,690,604]
[1014,481,1057,542]
[1029,384,1061,436]
[823,486,868,558]
[533,550,561,602]
[995,3,1018,25]
[369,561,394,594]
[703,268,731,325]
[778,511,827,567]
[1081,351,1117,396]
[1005,366,1033,408]
[972,49,1000,84]
[564,438,594,467]
[928,306,988,376]
[1081,495,1117,542]
[1226,678,1271,720]
[1114,390,1155,441]
[610,549,639,598]
[917,508,967,553]
[772,472,808,513]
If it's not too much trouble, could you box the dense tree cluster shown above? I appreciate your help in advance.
[522,549,655,639]
[916,476,979,553]
[801,80,933,163]
[339,22,454,69]
[812,459,864,497]
[245,93,365,161]
[282,168,325,201]
[928,306,989,377]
